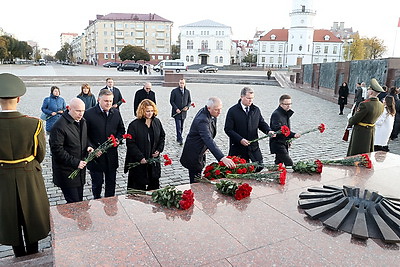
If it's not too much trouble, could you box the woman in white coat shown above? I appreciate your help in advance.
[374,95,396,152]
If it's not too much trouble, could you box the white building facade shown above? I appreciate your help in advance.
[180,19,232,66]
[257,0,343,67]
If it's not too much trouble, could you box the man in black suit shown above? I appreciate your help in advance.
[133,82,156,116]
[170,79,191,145]
[84,89,125,199]
[102,77,124,109]
[225,87,273,171]
[50,98,92,203]
[180,97,235,183]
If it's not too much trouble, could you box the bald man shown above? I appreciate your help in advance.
[50,98,93,203]
[133,82,156,116]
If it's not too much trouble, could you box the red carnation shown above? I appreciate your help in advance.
[234,183,252,200]
[121,99,126,103]
[109,134,118,147]
[122,133,132,139]
[281,125,291,137]
[191,102,196,108]
[318,123,325,133]
[279,169,287,185]
[315,159,323,173]
[215,170,221,175]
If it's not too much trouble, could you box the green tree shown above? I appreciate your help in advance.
[364,37,386,59]
[0,37,8,61]
[347,33,365,60]
[55,43,74,62]
[119,45,150,62]
[242,53,257,63]
[171,44,180,60]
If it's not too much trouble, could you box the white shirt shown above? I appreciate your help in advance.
[374,109,394,146]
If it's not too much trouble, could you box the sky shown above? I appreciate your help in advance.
[1,0,399,57]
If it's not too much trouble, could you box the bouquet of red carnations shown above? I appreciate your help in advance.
[321,154,372,168]
[292,159,323,174]
[125,154,173,170]
[127,186,194,210]
[226,163,288,185]
[202,156,257,180]
[68,133,132,179]
[197,177,252,200]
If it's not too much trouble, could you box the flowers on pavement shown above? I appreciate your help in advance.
[287,123,325,144]
[127,186,194,210]
[203,156,257,180]
[292,159,323,174]
[198,177,252,200]
[249,125,291,143]
[68,134,132,179]
[226,164,287,185]
[321,154,372,168]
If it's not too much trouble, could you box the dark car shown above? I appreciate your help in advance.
[103,62,120,68]
[117,63,141,71]
[198,66,218,73]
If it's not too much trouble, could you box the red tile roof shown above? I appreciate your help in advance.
[313,29,343,43]
[259,29,289,41]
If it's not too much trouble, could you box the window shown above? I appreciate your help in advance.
[269,57,274,63]
[308,44,310,52]
[111,47,115,51]
[201,40,208,50]
[315,46,321,53]
[190,56,194,62]
[270,45,275,52]
[187,40,193,49]
[278,56,282,63]
[111,54,115,59]
[262,45,266,52]
[219,56,223,63]
[324,46,328,54]
[116,23,123,29]
[290,44,293,52]
[271,34,276,40]
[158,55,163,60]
[215,56,218,63]
[278,44,283,53]
[186,55,189,62]
[333,46,338,54]
[104,47,108,51]
[104,54,108,59]
[261,57,265,63]
[104,31,107,36]
[216,41,223,50]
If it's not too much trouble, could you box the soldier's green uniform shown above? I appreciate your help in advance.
[0,73,50,257]
[347,79,385,156]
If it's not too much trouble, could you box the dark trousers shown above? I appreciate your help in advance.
[128,168,160,191]
[274,152,293,166]
[90,169,117,199]
[339,104,345,114]
[229,145,264,172]
[12,188,39,257]
[61,186,83,203]
[174,117,185,142]
[188,169,202,184]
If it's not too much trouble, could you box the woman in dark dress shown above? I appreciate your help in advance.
[77,83,96,110]
[338,82,349,115]
[124,99,165,190]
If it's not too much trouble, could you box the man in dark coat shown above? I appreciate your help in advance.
[180,97,235,183]
[133,82,156,116]
[347,78,384,156]
[102,77,124,109]
[50,98,92,203]
[170,79,191,145]
[0,73,50,257]
[84,89,125,199]
[225,87,273,170]
[269,94,300,166]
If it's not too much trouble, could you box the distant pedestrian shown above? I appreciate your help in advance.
[41,85,66,133]
[102,77,124,109]
[338,82,349,115]
[77,83,96,110]
[269,94,300,166]
[170,79,191,145]
[138,64,143,75]
[267,69,272,80]
[389,87,400,140]
[143,64,148,75]
[133,82,156,116]
[347,79,384,156]
[374,96,395,152]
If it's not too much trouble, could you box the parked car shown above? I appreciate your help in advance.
[103,62,120,68]
[39,59,46,65]
[153,60,187,73]
[198,66,218,73]
[117,63,141,71]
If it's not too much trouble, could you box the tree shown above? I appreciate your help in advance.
[364,37,386,59]
[0,37,7,61]
[119,45,150,62]
[348,33,365,60]
[55,43,74,62]
[242,53,257,64]
[171,44,180,60]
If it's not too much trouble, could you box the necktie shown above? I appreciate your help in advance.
[245,106,249,115]
[104,110,108,117]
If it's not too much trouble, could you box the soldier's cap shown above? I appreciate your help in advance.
[0,73,26,98]
[369,78,384,93]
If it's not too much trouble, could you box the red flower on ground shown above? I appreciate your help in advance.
[179,189,195,210]
[318,123,326,133]
[279,169,287,185]
[234,183,253,200]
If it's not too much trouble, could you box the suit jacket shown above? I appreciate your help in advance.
[170,86,191,119]
[224,100,270,161]
[50,111,88,188]
[269,106,296,154]
[0,112,50,245]
[84,104,125,172]
[133,88,156,116]
[102,86,123,108]
[347,98,384,156]
[180,107,224,171]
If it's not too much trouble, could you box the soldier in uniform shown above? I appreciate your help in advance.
[347,78,385,156]
[0,73,50,257]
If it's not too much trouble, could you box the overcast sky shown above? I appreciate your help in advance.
[1,0,399,56]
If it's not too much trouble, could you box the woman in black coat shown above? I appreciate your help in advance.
[338,82,349,115]
[124,99,165,190]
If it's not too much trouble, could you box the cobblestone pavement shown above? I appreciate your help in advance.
[1,69,400,257]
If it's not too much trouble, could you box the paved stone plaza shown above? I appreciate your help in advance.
[1,64,400,260]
